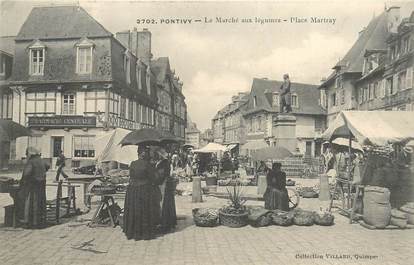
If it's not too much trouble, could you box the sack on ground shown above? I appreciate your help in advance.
[193,208,219,227]
[400,203,414,225]
[313,212,334,226]
[271,210,294,226]
[390,209,408,228]
[293,209,315,226]
[247,206,271,227]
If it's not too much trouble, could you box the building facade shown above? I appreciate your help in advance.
[0,36,15,169]
[1,6,186,167]
[319,7,414,126]
[243,78,326,157]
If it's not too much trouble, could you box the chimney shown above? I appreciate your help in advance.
[115,31,131,50]
[386,6,401,34]
[137,28,153,65]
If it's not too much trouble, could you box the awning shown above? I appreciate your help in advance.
[322,111,414,146]
[240,140,269,150]
[193,142,227,153]
[226,144,238,151]
[95,128,137,165]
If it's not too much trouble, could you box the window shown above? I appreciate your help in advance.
[272,93,279,107]
[257,116,262,131]
[407,67,413,90]
[30,49,44,75]
[62,93,76,115]
[109,92,119,114]
[380,79,386,98]
[291,94,298,107]
[335,76,342,89]
[253,96,257,108]
[76,47,92,74]
[146,66,151,95]
[387,77,394,95]
[0,55,5,75]
[120,97,126,118]
[85,91,106,113]
[398,71,407,91]
[26,92,55,114]
[73,135,95,158]
[128,100,134,120]
[124,52,131,84]
[340,89,345,104]
[331,92,336,106]
[136,60,142,90]
[319,90,327,108]
[0,93,13,119]
[373,82,379,98]
[358,87,363,104]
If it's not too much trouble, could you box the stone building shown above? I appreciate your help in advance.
[2,6,186,167]
[211,92,248,153]
[243,78,326,157]
[185,116,201,149]
[0,36,15,169]
[319,7,413,126]
[115,30,187,139]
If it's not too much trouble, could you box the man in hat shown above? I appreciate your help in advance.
[280,74,292,113]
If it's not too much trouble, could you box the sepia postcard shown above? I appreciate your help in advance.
[0,0,413,264]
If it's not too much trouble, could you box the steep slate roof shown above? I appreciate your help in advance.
[0,36,15,56]
[151,57,170,84]
[334,12,388,73]
[15,6,112,41]
[245,78,325,115]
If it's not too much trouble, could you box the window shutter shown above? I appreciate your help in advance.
[393,74,398,93]
[381,79,386,98]
[407,67,413,89]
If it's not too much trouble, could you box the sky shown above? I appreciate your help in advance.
[1,0,414,130]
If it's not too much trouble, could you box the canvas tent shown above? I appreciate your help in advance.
[95,128,137,165]
[322,111,414,146]
[193,142,226,153]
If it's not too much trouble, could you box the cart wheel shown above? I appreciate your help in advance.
[288,188,300,210]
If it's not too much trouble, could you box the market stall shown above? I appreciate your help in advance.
[322,111,414,227]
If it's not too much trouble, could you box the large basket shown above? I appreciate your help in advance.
[219,210,248,228]
[192,208,219,227]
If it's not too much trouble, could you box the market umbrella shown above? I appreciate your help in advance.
[332,137,363,152]
[182,143,195,149]
[193,142,226,153]
[0,119,31,141]
[119,128,163,146]
[251,146,293,162]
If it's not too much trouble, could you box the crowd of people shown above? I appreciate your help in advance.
[123,144,178,240]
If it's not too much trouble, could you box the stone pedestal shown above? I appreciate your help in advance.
[192,176,203,203]
[257,175,267,196]
[273,114,297,153]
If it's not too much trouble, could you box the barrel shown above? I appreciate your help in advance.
[363,186,391,228]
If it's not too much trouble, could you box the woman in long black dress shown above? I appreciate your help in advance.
[123,146,159,240]
[263,162,289,211]
[156,149,177,232]
[18,147,49,228]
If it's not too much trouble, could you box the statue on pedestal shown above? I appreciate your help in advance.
[280,74,292,113]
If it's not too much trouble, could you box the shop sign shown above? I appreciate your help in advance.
[28,116,96,128]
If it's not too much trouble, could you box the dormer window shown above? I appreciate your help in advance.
[29,40,45,76]
[136,59,142,90]
[76,38,93,74]
[146,66,151,95]
[272,93,279,107]
[253,96,257,108]
[124,51,131,84]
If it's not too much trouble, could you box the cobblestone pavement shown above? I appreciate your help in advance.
[0,171,413,265]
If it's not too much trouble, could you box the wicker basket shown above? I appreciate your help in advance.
[219,210,248,228]
[192,208,219,227]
